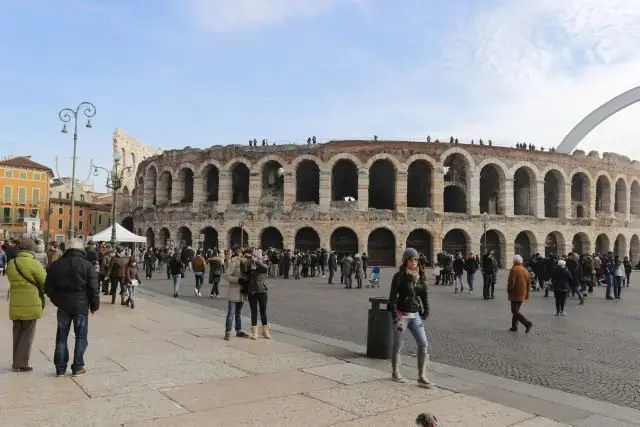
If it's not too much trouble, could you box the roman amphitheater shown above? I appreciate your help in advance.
[124,140,640,267]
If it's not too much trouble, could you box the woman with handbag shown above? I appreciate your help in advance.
[388,247,434,388]
[6,238,46,372]
[125,257,141,309]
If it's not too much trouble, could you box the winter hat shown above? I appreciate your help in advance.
[558,259,566,268]
[19,238,36,253]
[402,247,419,262]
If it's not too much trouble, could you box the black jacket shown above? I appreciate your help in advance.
[482,254,496,275]
[169,257,184,276]
[44,249,100,315]
[389,267,429,321]
[552,266,574,292]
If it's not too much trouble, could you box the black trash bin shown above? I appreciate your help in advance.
[366,297,393,359]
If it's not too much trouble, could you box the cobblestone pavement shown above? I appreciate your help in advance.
[142,268,640,409]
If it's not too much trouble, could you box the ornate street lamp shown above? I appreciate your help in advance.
[58,102,96,239]
[94,149,131,246]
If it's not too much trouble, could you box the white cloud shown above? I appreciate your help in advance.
[443,0,640,158]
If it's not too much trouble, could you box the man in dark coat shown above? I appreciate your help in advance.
[328,251,338,284]
[44,239,100,377]
[482,251,497,300]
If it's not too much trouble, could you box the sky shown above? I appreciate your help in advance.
[2,0,640,190]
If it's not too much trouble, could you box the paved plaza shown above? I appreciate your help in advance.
[143,267,640,412]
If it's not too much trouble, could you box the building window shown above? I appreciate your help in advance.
[3,185,10,203]
[17,208,25,221]
[18,187,26,204]
[30,209,38,218]
[66,193,69,199]
[32,188,40,204]
[58,192,62,199]
[79,220,83,230]
[4,170,11,178]
[2,207,10,222]
[57,219,63,229]
[79,209,84,217]
[80,194,85,202]
[98,215,102,225]
[34,173,40,181]
[58,206,63,215]
[19,172,26,180]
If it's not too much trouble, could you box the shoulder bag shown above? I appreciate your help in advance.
[12,258,46,309]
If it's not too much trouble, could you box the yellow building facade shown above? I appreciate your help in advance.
[0,156,53,240]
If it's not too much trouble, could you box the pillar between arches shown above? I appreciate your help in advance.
[319,171,330,213]
[283,172,294,212]
[536,180,545,218]
[469,175,480,215]
[395,170,407,214]
[504,179,514,217]
[432,163,444,213]
[218,170,231,212]
[358,170,369,212]
[193,176,205,209]
[248,172,260,212]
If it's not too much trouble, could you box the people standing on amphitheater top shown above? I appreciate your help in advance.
[388,247,434,388]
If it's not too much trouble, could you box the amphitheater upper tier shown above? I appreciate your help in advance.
[128,140,640,267]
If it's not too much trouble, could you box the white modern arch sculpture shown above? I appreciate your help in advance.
[556,85,640,154]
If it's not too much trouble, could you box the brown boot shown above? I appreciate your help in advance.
[250,326,258,340]
[262,325,271,339]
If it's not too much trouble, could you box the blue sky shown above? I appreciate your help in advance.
[2,0,640,189]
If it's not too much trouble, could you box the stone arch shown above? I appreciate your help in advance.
[442,151,472,214]
[571,232,590,255]
[176,166,195,204]
[365,153,404,172]
[260,226,284,250]
[294,226,321,251]
[614,176,628,214]
[122,186,130,197]
[367,227,397,266]
[146,227,155,248]
[331,158,358,201]
[543,168,566,218]
[228,227,249,248]
[514,231,537,262]
[330,226,358,255]
[177,226,193,248]
[512,164,538,216]
[229,161,250,204]
[406,228,433,265]
[201,226,218,251]
[252,155,288,176]
[595,233,610,254]
[326,153,363,170]
[406,158,433,208]
[260,160,285,204]
[197,159,224,175]
[443,186,467,213]
[121,216,133,232]
[614,233,627,259]
[544,231,566,257]
[630,234,640,266]
[631,180,640,215]
[158,227,170,248]
[481,229,506,268]
[478,160,508,215]
[290,155,326,173]
[570,168,592,218]
[295,159,320,204]
[439,147,476,174]
[143,166,157,208]
[369,159,396,210]
[595,173,612,214]
[136,175,145,208]
[442,228,471,256]
[224,157,252,171]
[202,163,220,203]
[157,169,173,205]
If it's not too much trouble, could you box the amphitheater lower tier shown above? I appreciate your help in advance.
[127,206,640,267]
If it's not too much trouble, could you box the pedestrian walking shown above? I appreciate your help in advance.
[328,251,337,284]
[207,251,225,298]
[342,254,354,289]
[482,251,497,299]
[6,238,46,372]
[44,238,100,377]
[613,256,625,299]
[464,253,479,295]
[624,256,632,287]
[125,257,141,309]
[551,259,572,316]
[388,247,434,388]
[169,253,184,298]
[354,253,364,289]
[108,251,129,305]
[223,249,248,340]
[507,255,533,333]
[192,251,206,296]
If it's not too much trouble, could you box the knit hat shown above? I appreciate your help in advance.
[402,247,419,262]
[558,259,566,267]
[19,238,36,253]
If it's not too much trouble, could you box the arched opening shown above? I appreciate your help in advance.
[229,227,249,249]
[331,159,358,201]
[514,231,536,262]
[201,227,218,251]
[545,232,564,257]
[544,170,564,218]
[146,228,155,248]
[158,228,170,248]
[595,176,611,214]
[130,153,136,171]
[330,227,358,255]
[571,233,590,255]
[177,226,193,248]
[296,160,320,203]
[443,186,467,213]
[571,173,588,202]
[144,167,157,208]
[481,229,505,268]
[479,164,504,215]
[513,167,536,216]
[158,171,173,205]
[136,176,145,208]
[368,159,396,210]
[295,227,321,251]
[631,182,640,215]
[178,168,194,204]
[631,235,640,266]
[121,217,133,232]
[261,160,284,205]
[442,229,469,256]
[595,234,610,254]
[231,163,250,204]
[407,160,432,208]
[367,228,396,266]
[615,178,628,214]
[406,229,433,265]
[122,186,129,197]
[614,234,627,259]
[576,205,585,218]
[204,165,219,202]
[442,153,470,214]
[260,227,283,250]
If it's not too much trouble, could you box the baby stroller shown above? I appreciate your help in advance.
[367,266,381,288]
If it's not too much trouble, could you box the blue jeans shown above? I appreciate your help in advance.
[454,273,464,291]
[467,271,475,291]
[172,275,182,293]
[225,301,244,334]
[392,315,428,356]
[54,309,88,373]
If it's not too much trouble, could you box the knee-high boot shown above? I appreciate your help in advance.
[417,347,434,389]
[391,352,406,383]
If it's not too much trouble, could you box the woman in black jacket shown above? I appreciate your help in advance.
[552,259,573,315]
[388,247,433,388]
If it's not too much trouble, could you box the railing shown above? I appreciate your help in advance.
[0,198,42,206]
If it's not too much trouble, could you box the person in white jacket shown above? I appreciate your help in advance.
[224,249,249,340]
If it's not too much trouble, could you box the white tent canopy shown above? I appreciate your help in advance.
[89,223,147,244]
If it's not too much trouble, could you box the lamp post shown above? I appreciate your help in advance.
[481,212,489,255]
[94,149,131,246]
[58,102,96,240]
